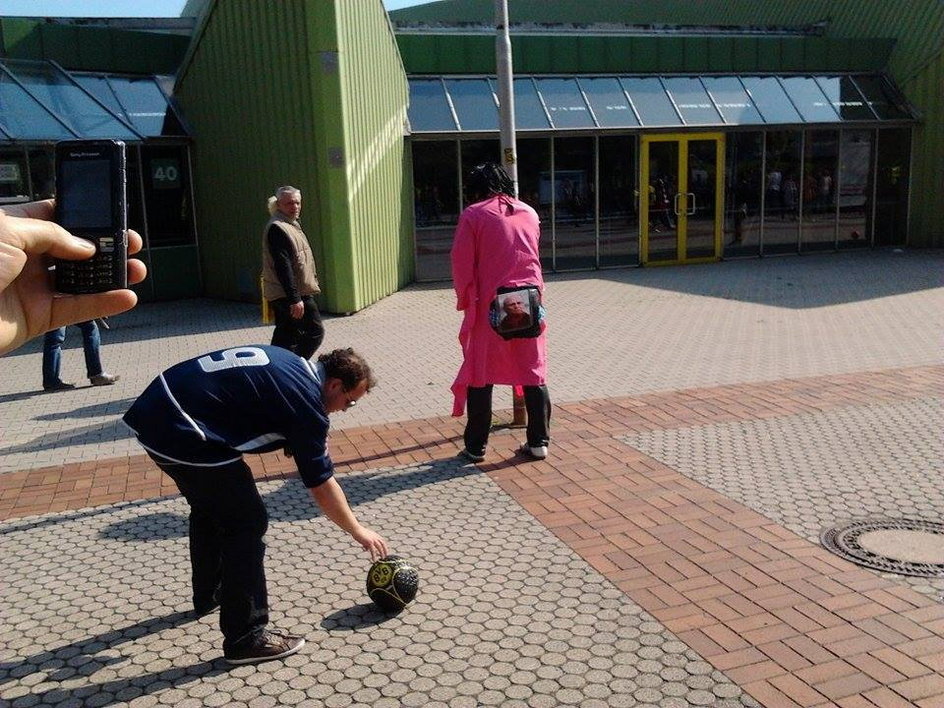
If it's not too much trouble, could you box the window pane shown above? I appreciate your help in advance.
[108,76,177,136]
[444,78,497,132]
[814,76,875,121]
[763,131,801,253]
[0,67,73,140]
[552,136,595,269]
[801,130,839,251]
[837,129,873,250]
[534,78,594,129]
[779,76,839,123]
[599,135,638,266]
[741,77,802,125]
[723,132,763,257]
[702,77,763,125]
[578,77,639,128]
[621,77,681,127]
[412,140,459,281]
[663,77,722,125]
[854,75,911,120]
[407,79,455,132]
[0,148,30,204]
[505,78,551,130]
[4,59,137,139]
[516,137,552,269]
[141,145,195,247]
[874,128,910,246]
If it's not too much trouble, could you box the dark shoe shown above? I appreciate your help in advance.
[519,443,548,460]
[193,588,221,618]
[224,631,305,665]
[458,448,485,463]
[43,381,76,392]
[90,373,119,386]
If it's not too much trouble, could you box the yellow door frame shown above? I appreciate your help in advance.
[640,133,725,266]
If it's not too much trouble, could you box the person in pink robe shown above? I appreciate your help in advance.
[450,163,551,462]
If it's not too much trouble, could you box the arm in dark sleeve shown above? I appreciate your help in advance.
[288,415,335,488]
[267,225,300,303]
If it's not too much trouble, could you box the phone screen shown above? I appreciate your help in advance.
[58,159,113,230]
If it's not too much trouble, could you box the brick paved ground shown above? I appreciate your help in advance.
[1,250,942,706]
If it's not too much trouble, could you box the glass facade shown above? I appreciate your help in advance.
[412,125,911,279]
[407,73,915,279]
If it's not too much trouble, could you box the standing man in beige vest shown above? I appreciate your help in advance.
[261,186,324,359]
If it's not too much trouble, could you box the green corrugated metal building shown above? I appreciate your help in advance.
[174,0,412,313]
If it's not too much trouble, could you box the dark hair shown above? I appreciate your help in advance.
[317,348,377,392]
[465,162,516,202]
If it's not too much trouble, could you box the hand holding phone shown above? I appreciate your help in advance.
[53,140,128,294]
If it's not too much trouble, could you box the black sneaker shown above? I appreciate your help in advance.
[458,448,485,463]
[224,631,305,665]
[43,381,76,392]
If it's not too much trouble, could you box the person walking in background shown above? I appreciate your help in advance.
[42,319,119,391]
[261,186,324,359]
[450,162,551,463]
[122,346,387,665]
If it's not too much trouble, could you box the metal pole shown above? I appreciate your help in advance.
[496,0,518,196]
[496,0,527,426]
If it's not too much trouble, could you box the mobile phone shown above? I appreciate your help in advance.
[53,139,128,294]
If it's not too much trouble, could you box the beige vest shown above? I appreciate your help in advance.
[261,215,321,301]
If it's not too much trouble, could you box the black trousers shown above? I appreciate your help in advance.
[464,384,551,456]
[270,294,324,359]
[150,454,269,649]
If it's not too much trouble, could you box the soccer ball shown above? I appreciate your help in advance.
[366,555,419,613]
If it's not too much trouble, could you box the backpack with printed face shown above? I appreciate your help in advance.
[489,285,543,340]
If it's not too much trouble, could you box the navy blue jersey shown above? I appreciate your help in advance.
[123,345,333,487]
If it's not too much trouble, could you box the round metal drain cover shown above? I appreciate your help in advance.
[821,518,944,578]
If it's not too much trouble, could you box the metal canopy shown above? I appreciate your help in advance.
[407,73,917,134]
[0,59,188,143]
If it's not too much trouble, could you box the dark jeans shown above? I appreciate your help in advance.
[464,384,551,456]
[270,295,324,359]
[42,321,103,387]
[149,454,269,649]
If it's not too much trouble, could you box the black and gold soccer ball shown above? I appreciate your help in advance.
[366,555,419,613]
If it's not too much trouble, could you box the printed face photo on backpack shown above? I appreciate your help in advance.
[498,292,534,332]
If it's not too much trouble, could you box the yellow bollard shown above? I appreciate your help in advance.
[260,275,273,324]
[511,390,527,427]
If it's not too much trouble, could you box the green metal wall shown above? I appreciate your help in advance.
[0,18,187,73]
[175,0,411,312]
[393,0,943,247]
[397,34,891,75]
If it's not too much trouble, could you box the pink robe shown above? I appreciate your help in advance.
[450,194,547,416]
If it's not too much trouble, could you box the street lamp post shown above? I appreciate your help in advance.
[495,0,527,426]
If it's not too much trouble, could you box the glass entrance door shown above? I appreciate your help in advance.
[641,134,724,264]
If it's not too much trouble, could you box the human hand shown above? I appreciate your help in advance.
[0,200,147,356]
[289,301,304,319]
[351,525,389,561]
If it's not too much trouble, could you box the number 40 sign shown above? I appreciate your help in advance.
[151,158,181,189]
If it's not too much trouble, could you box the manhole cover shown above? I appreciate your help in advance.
[821,518,944,578]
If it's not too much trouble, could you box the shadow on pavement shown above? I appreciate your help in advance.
[0,610,229,707]
[551,249,944,309]
[0,419,133,456]
[34,398,137,421]
[95,458,480,542]
[320,602,402,631]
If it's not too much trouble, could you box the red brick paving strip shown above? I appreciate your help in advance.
[2,364,942,706]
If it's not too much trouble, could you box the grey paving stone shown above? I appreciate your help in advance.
[1,461,756,706]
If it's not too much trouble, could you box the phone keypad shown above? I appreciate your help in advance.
[55,236,127,294]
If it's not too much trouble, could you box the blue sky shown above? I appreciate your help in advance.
[0,0,438,16]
